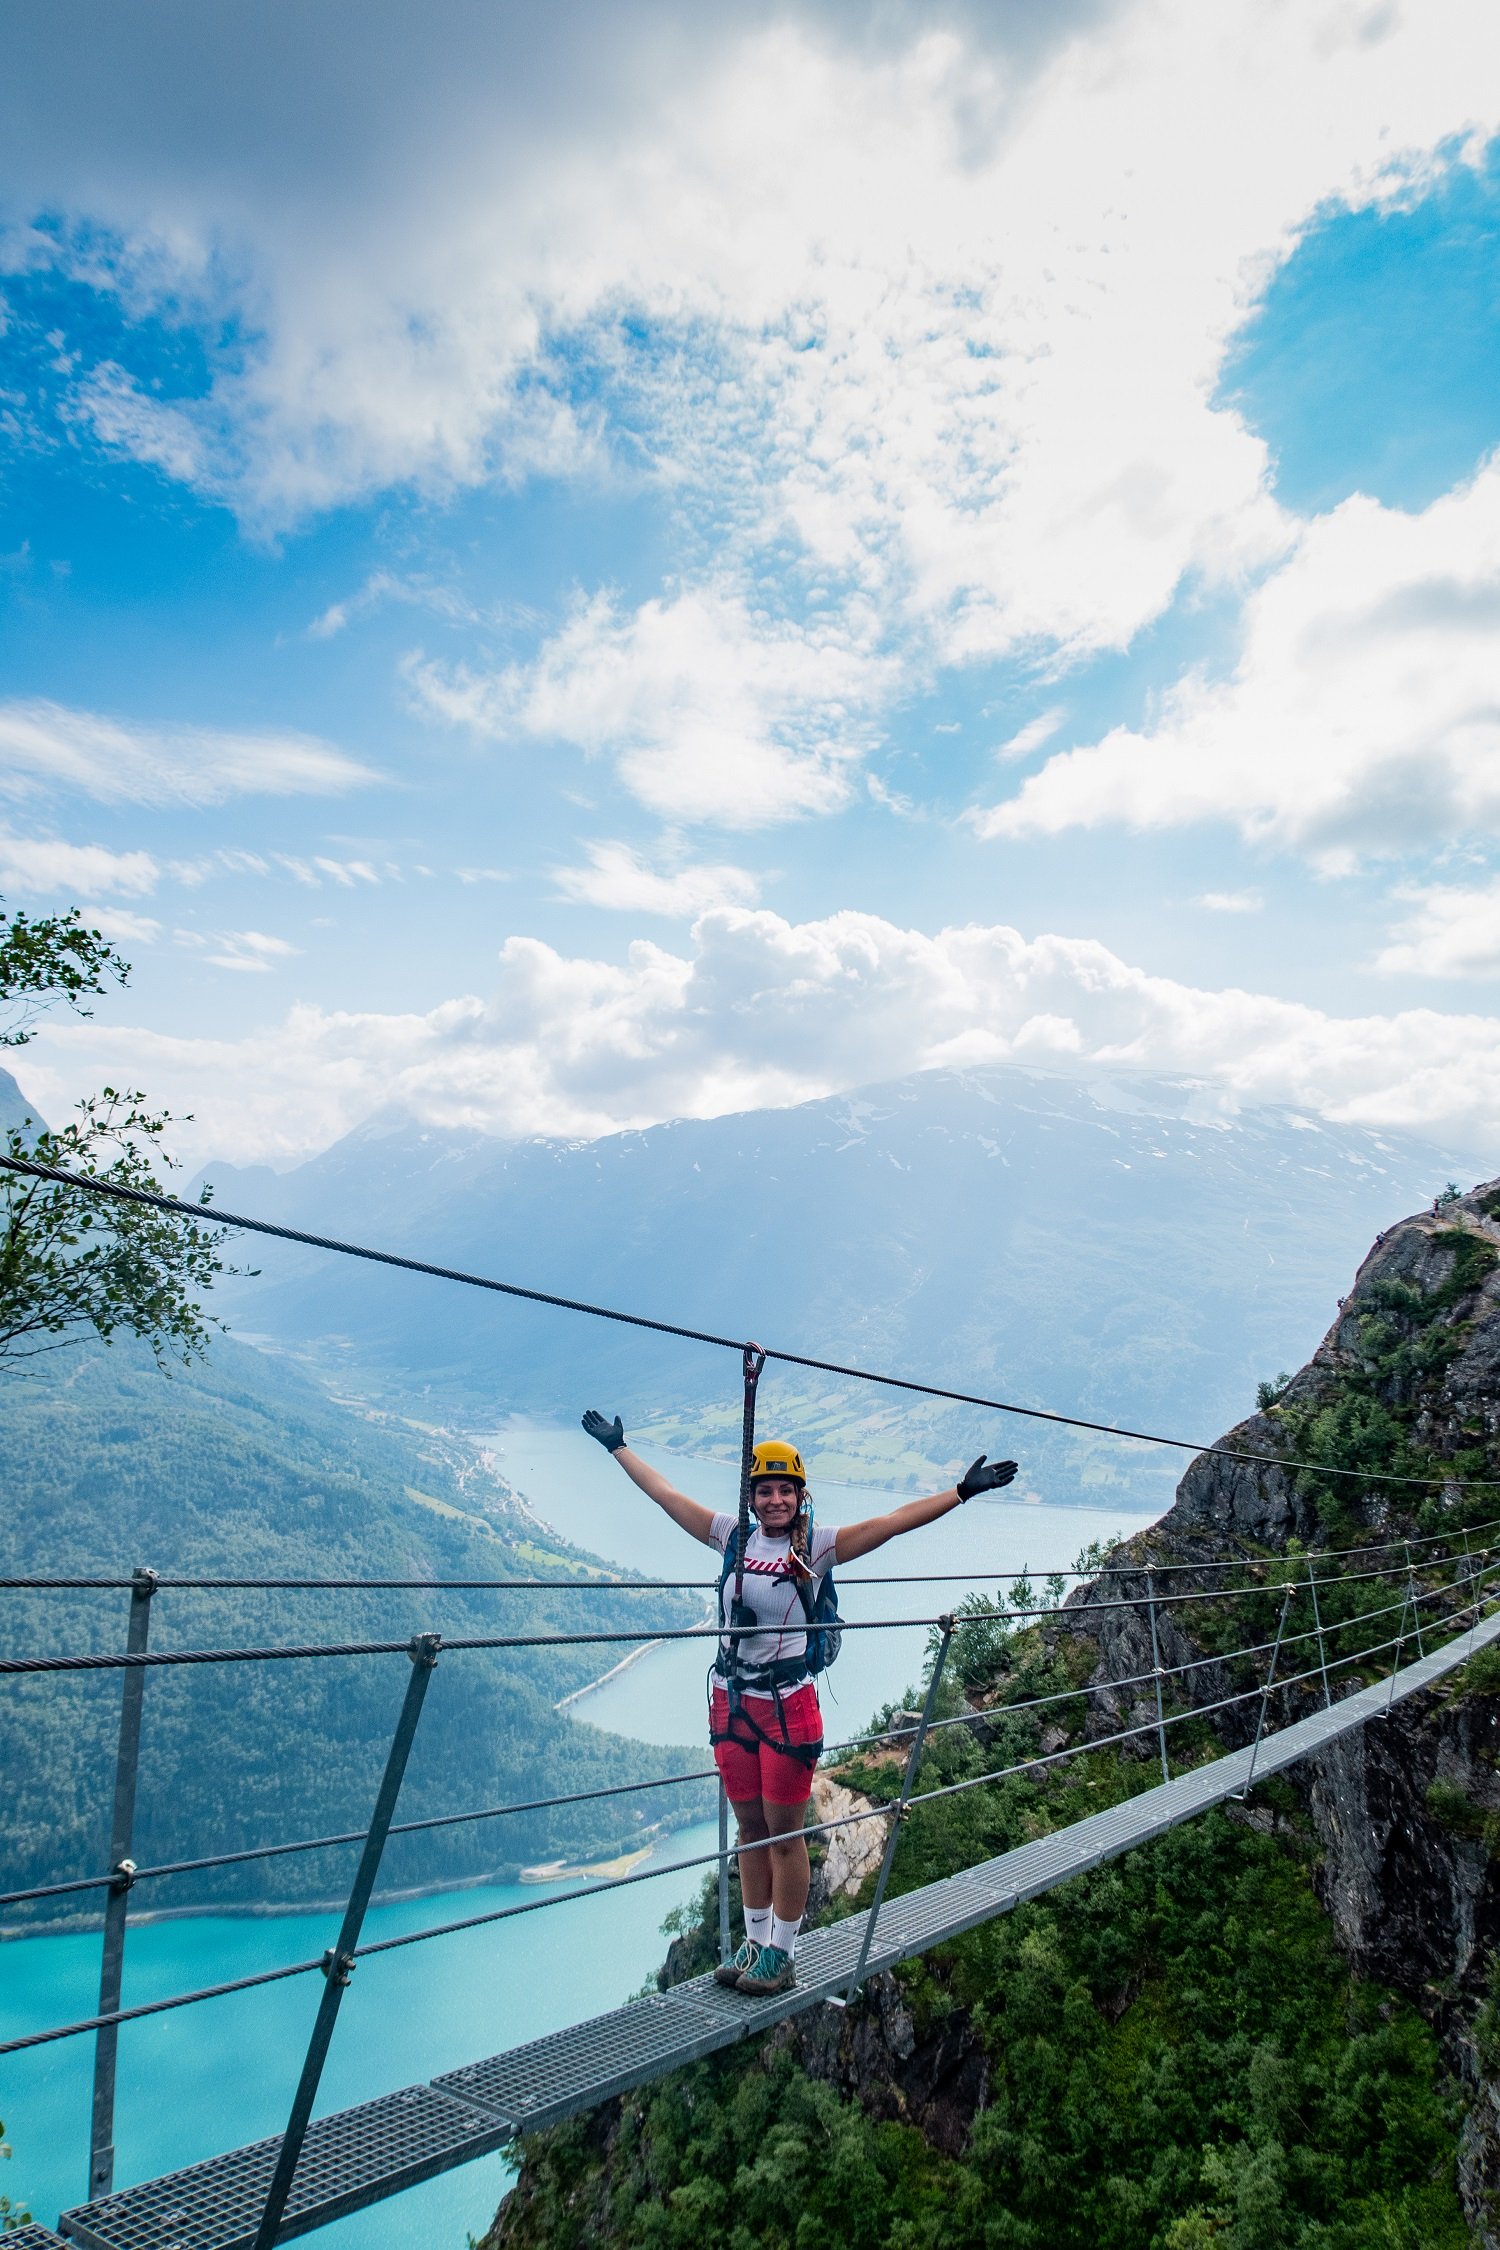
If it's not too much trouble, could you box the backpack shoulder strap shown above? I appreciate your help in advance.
[792,1545,833,1624]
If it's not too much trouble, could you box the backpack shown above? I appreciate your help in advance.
[717,1526,843,1677]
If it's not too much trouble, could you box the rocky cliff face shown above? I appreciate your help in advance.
[1062,1182,1500,2244]
[483,1185,1500,2248]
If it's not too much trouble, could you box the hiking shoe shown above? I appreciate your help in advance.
[714,1939,760,1987]
[736,1943,796,1996]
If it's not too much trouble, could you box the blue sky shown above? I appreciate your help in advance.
[4,0,1500,1166]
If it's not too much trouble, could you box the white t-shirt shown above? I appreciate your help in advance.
[710,1511,840,1695]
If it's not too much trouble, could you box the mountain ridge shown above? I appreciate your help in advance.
[191,1060,1487,1511]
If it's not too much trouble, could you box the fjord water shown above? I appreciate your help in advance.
[495,1426,1159,1743]
[2,1430,1157,2244]
[0,1826,718,2246]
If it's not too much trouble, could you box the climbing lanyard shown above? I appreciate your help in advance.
[712,1340,821,1768]
[731,1341,765,1652]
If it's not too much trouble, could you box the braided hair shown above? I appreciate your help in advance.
[789,1488,813,1577]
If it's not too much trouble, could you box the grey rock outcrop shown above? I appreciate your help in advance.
[1057,1180,1500,2243]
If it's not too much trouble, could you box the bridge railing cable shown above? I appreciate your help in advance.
[7,1563,1495,2063]
[5,1555,1493,2057]
[10,1510,1500,1591]
[2,1542,1481,1911]
[0,1571,1456,1910]
[0,1551,1476,1675]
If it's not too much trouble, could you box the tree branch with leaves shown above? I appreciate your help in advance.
[2,1089,231,1366]
[0,897,233,1372]
[1,898,129,1049]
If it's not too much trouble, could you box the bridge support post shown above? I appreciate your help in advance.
[251,1632,441,2250]
[1145,1567,1169,1785]
[1306,1562,1332,1710]
[89,1563,157,2201]
[833,1616,954,2006]
[1462,1533,1487,1654]
[717,1782,731,1964]
[1234,1583,1291,1801]
[1385,1575,1413,1713]
[1404,1543,1426,1660]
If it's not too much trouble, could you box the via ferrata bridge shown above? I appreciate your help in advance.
[3,1150,1498,2250]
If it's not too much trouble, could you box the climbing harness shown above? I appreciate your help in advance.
[709,1342,829,1771]
[714,1525,843,1679]
[708,1524,841,1769]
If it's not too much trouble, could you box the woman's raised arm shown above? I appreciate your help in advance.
[833,1455,1018,1565]
[581,1409,719,1546]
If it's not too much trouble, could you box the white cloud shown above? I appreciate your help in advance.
[1195,889,1263,914]
[997,710,1066,762]
[90,908,162,945]
[553,840,760,915]
[306,569,479,639]
[978,462,1500,861]
[13,2,1500,676]
[176,926,300,973]
[404,587,898,825]
[866,773,920,818]
[169,850,273,887]
[312,857,380,887]
[68,362,209,486]
[0,698,377,807]
[28,906,1500,1166]
[1377,876,1500,976]
[0,828,159,897]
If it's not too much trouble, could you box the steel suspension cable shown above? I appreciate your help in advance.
[2,1559,1480,1911]
[5,1149,1498,1492]
[10,1513,1500,1592]
[7,1570,1494,2058]
[1,1547,1482,1676]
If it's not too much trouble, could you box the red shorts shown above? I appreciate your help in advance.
[710,1683,822,1807]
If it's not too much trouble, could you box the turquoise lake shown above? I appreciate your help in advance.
[2,1426,1158,2243]
[0,1827,719,2244]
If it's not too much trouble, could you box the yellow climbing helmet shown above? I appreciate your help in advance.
[750,1438,806,1485]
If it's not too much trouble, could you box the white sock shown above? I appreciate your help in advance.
[770,1913,802,1957]
[745,1905,773,1946]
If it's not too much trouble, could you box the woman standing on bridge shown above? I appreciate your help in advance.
[581,1409,1017,1997]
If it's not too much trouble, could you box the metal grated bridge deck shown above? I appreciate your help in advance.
[54,1608,1500,2249]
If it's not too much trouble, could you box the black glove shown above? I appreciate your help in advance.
[582,1409,626,1454]
[957,1455,1018,1501]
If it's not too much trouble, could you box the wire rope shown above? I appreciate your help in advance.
[8,1515,1499,1592]
[4,1544,1485,1677]
[5,1149,1497,1492]
[5,1581,1489,2057]
[1,1562,1482,1911]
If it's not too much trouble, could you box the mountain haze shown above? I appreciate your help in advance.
[0,1062,42,1136]
[200,1064,1485,1510]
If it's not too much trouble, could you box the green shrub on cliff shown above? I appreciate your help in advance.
[1280,1228,1500,1550]
[0,2118,30,2234]
[492,1807,1465,2250]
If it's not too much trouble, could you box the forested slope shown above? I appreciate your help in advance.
[0,1335,707,1923]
